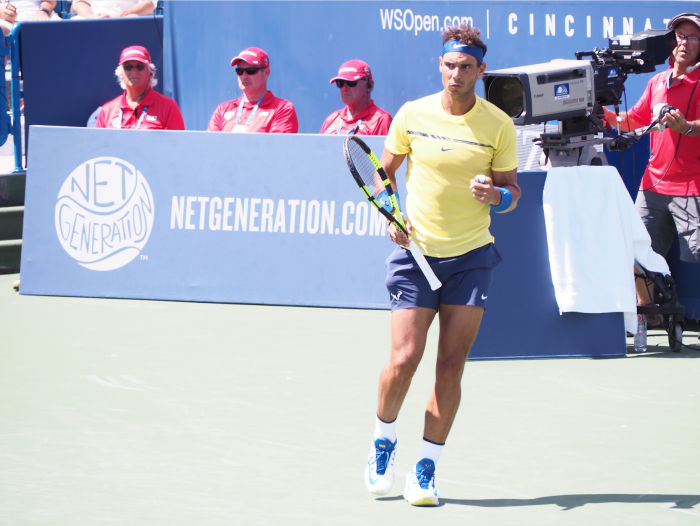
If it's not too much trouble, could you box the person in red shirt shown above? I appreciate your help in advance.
[95,45,185,130]
[208,47,298,133]
[603,13,700,315]
[320,60,392,136]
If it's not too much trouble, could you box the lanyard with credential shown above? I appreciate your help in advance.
[235,94,266,128]
[116,106,149,129]
[335,114,362,134]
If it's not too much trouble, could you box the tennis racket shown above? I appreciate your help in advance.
[343,135,442,291]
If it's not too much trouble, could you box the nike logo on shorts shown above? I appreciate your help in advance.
[481,294,488,300]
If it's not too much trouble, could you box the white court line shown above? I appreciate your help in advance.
[80,375,145,391]
[671,508,700,517]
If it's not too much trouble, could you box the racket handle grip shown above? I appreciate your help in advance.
[408,241,442,291]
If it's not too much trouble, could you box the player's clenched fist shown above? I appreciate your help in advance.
[470,174,501,206]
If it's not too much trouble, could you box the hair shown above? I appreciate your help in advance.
[114,63,158,90]
[441,24,487,63]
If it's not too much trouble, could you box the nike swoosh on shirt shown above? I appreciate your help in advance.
[408,130,495,150]
[441,147,455,151]
[481,294,488,300]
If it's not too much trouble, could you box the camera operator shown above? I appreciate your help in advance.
[603,12,700,320]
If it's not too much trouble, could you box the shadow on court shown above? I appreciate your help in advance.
[622,348,700,358]
[620,331,700,358]
[378,493,700,510]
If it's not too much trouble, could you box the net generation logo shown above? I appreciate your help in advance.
[55,157,155,271]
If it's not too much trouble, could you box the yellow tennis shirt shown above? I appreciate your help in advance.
[385,93,518,258]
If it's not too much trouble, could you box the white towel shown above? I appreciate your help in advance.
[543,166,669,334]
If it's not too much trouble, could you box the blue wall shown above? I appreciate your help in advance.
[164,1,690,132]
[21,17,164,154]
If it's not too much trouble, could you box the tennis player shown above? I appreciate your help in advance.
[364,24,521,506]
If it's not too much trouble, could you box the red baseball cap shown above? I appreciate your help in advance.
[119,46,151,65]
[329,59,372,84]
[231,47,270,68]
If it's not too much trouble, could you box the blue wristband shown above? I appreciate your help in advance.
[377,189,401,213]
[392,190,402,212]
[489,187,512,212]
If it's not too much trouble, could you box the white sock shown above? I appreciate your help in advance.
[417,438,444,465]
[374,414,397,442]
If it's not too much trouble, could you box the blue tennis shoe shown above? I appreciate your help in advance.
[364,437,397,496]
[403,458,439,506]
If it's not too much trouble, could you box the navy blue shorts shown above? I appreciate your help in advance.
[385,243,502,311]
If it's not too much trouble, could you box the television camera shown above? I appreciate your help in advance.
[482,29,678,167]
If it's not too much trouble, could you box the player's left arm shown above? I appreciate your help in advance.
[471,118,521,212]
[471,169,521,213]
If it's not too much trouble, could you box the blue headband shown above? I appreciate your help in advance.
[442,40,484,63]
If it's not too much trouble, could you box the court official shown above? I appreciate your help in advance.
[320,60,392,135]
[95,45,185,130]
[208,47,298,134]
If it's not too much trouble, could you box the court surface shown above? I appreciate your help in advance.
[1,271,699,525]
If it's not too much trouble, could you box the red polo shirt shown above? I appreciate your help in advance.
[628,66,700,196]
[207,91,298,133]
[95,89,185,130]
[319,100,392,135]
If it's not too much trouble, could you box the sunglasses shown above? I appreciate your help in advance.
[123,64,146,72]
[236,66,266,76]
[336,79,368,88]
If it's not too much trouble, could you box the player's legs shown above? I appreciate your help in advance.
[403,304,483,506]
[403,246,497,506]
[377,306,437,422]
[424,304,483,443]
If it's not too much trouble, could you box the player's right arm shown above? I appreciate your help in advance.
[380,148,410,246]
[382,104,412,246]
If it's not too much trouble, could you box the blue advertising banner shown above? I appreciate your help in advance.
[164,1,690,132]
[23,129,397,308]
[20,127,625,359]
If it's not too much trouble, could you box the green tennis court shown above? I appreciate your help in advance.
[1,271,699,525]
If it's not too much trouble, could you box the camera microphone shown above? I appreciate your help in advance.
[649,103,676,132]
[653,103,675,121]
